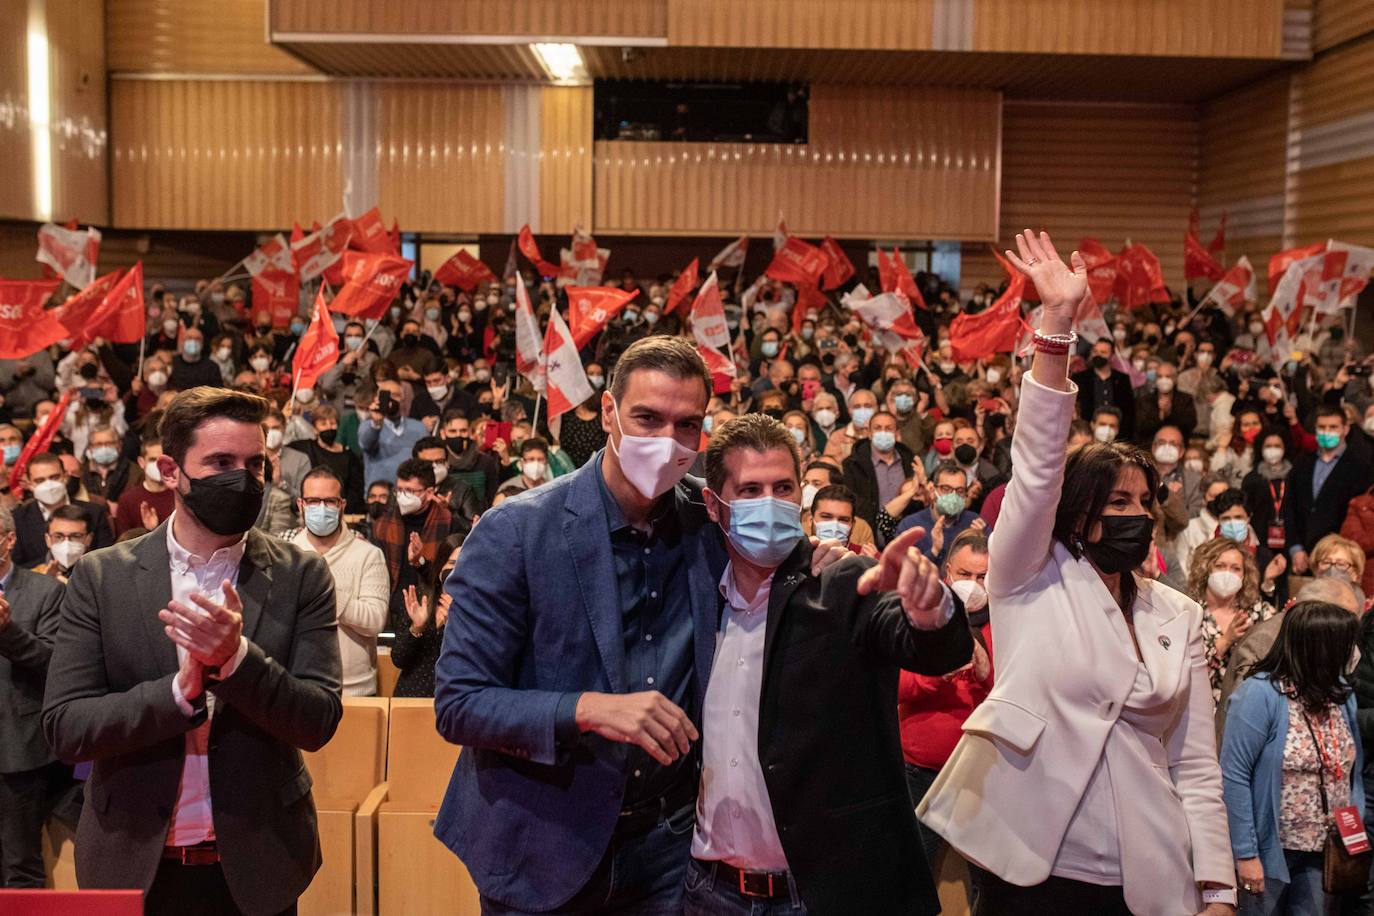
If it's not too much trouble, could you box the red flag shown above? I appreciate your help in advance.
[92,262,146,344]
[697,343,736,395]
[290,222,306,245]
[949,274,1026,362]
[243,233,294,277]
[765,236,829,286]
[792,283,828,335]
[708,236,749,272]
[251,266,301,330]
[1268,242,1326,295]
[0,279,65,358]
[349,207,391,254]
[878,249,927,309]
[690,272,732,350]
[1184,225,1225,283]
[1199,256,1257,316]
[664,259,699,316]
[9,389,73,497]
[434,250,497,292]
[330,252,413,321]
[1208,214,1227,255]
[843,285,925,353]
[292,290,339,391]
[518,225,562,278]
[1113,244,1170,309]
[52,270,124,347]
[387,218,402,256]
[35,223,101,289]
[819,237,855,290]
[567,286,638,349]
[543,307,594,426]
[292,214,353,280]
[1077,238,1117,306]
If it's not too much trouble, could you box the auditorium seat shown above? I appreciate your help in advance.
[358,697,478,915]
[41,819,77,890]
[299,696,390,916]
[376,648,400,698]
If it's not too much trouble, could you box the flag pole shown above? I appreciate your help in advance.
[136,334,146,378]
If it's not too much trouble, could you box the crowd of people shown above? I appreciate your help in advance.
[2,226,1374,915]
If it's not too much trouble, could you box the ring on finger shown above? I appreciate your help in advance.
[1026,257,1040,265]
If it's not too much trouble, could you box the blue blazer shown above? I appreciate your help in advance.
[432,452,726,911]
[1221,673,1365,885]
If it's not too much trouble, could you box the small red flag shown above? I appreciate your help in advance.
[292,290,339,391]
[387,218,402,256]
[765,236,829,287]
[878,249,928,309]
[331,252,414,321]
[567,286,638,349]
[0,279,65,358]
[518,225,562,278]
[690,272,731,350]
[697,343,736,395]
[292,215,353,281]
[53,270,124,348]
[792,283,828,335]
[543,307,594,425]
[1113,244,1170,309]
[349,207,392,254]
[1076,238,1117,306]
[93,262,147,344]
[708,236,749,272]
[10,389,74,497]
[664,259,699,316]
[949,274,1026,362]
[251,266,301,330]
[1185,227,1225,283]
[1268,242,1327,296]
[819,237,855,290]
[434,250,497,292]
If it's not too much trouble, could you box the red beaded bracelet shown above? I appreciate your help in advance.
[1032,330,1077,355]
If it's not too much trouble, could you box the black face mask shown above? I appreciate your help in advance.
[79,363,99,380]
[318,428,338,446]
[1090,355,1110,370]
[339,370,358,386]
[445,435,468,455]
[954,444,978,465]
[367,502,387,520]
[1083,514,1153,574]
[179,467,264,536]
[762,407,786,421]
[401,333,420,349]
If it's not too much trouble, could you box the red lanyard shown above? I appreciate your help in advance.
[1269,481,1285,517]
[1306,710,1345,783]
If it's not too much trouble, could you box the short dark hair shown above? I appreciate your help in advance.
[1207,488,1247,518]
[367,480,395,496]
[609,336,711,406]
[159,387,270,465]
[312,403,339,423]
[396,458,435,489]
[27,452,62,474]
[1250,600,1360,713]
[1092,405,1123,424]
[302,465,341,490]
[520,436,549,458]
[412,436,446,458]
[931,460,967,486]
[804,460,841,486]
[812,484,856,513]
[1315,404,1348,425]
[943,531,989,574]
[440,408,470,426]
[49,504,90,533]
[705,413,799,494]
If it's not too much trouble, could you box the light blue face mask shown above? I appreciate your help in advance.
[893,394,914,414]
[703,415,714,434]
[719,495,804,567]
[814,519,850,544]
[2,444,21,465]
[871,430,896,452]
[1219,519,1249,543]
[90,446,119,466]
[761,341,780,358]
[851,406,875,427]
[304,504,341,537]
[183,339,201,358]
[935,492,967,517]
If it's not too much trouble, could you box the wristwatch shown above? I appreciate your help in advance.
[1201,887,1238,906]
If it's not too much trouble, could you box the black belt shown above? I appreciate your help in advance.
[700,860,792,900]
[616,781,695,835]
[162,841,219,866]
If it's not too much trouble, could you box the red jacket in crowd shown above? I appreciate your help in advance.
[898,622,994,771]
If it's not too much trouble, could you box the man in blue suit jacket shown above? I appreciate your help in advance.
[437,337,775,914]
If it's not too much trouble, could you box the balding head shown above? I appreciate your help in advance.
[1296,577,1361,614]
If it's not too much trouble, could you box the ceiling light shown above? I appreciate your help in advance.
[531,43,586,84]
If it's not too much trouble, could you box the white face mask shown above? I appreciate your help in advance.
[522,459,547,481]
[396,491,424,515]
[1156,376,1175,394]
[143,459,163,484]
[265,428,283,450]
[215,347,231,362]
[813,408,836,429]
[427,384,449,401]
[1185,458,1205,474]
[1364,417,1374,436]
[432,462,448,484]
[51,539,85,570]
[250,357,271,373]
[985,369,1001,385]
[33,478,67,506]
[802,483,819,510]
[295,388,314,404]
[1195,351,1214,369]
[1152,443,1181,466]
[949,578,988,613]
[147,370,168,389]
[1093,424,1116,443]
[1208,569,1243,599]
[608,403,698,500]
[1262,445,1285,465]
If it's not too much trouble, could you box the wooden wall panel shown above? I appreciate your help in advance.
[0,2,34,223]
[666,0,934,50]
[963,101,1198,291]
[1198,74,1288,261]
[110,79,345,230]
[47,0,108,225]
[1313,0,1374,51]
[539,86,593,233]
[107,0,314,74]
[974,0,1284,57]
[375,84,505,234]
[594,86,1000,240]
[270,0,666,38]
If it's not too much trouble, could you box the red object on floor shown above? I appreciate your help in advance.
[0,889,143,915]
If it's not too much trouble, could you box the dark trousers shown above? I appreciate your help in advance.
[904,763,944,865]
[683,859,807,915]
[973,869,1131,916]
[0,762,80,888]
[145,859,297,916]
[480,801,696,916]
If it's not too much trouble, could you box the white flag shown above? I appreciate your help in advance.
[513,280,545,393]
[36,223,101,289]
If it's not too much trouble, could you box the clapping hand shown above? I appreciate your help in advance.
[158,579,244,669]
[139,501,160,530]
[402,584,430,632]
[406,531,425,566]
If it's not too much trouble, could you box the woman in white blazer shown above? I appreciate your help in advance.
[917,231,1236,916]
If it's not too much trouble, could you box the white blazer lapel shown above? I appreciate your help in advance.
[1131,587,1191,698]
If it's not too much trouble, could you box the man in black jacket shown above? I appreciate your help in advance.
[689,414,971,916]
[13,453,114,568]
[1072,338,1136,440]
[841,411,915,532]
[1285,404,1372,574]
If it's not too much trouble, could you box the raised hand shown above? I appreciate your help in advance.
[402,584,430,631]
[406,531,425,566]
[435,592,453,629]
[1263,553,1287,584]
[858,526,948,629]
[1002,230,1088,324]
[139,501,160,531]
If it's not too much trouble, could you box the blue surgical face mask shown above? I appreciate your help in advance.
[851,406,875,427]
[761,341,780,358]
[871,430,896,452]
[2,444,20,464]
[703,415,714,434]
[1317,431,1341,450]
[1145,369,1157,384]
[893,394,914,414]
[290,320,306,336]
[425,307,440,321]
[788,427,806,445]
[90,446,119,466]
[1219,519,1249,543]
[344,335,363,351]
[801,325,815,340]
[935,492,967,517]
[718,494,805,568]
[814,519,850,543]
[304,504,341,537]
[183,339,202,358]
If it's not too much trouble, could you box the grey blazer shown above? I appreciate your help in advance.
[0,565,65,774]
[42,522,343,916]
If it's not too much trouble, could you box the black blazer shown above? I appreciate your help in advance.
[42,523,343,915]
[0,566,65,774]
[1133,388,1198,444]
[1284,446,1373,553]
[752,542,973,916]
[13,498,114,569]
[843,438,916,530]
[1072,368,1138,438]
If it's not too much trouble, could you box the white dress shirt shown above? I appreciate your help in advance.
[691,566,789,871]
[166,513,249,846]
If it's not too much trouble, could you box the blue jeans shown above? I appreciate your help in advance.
[1240,850,1334,916]
[683,859,807,915]
[480,802,696,916]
